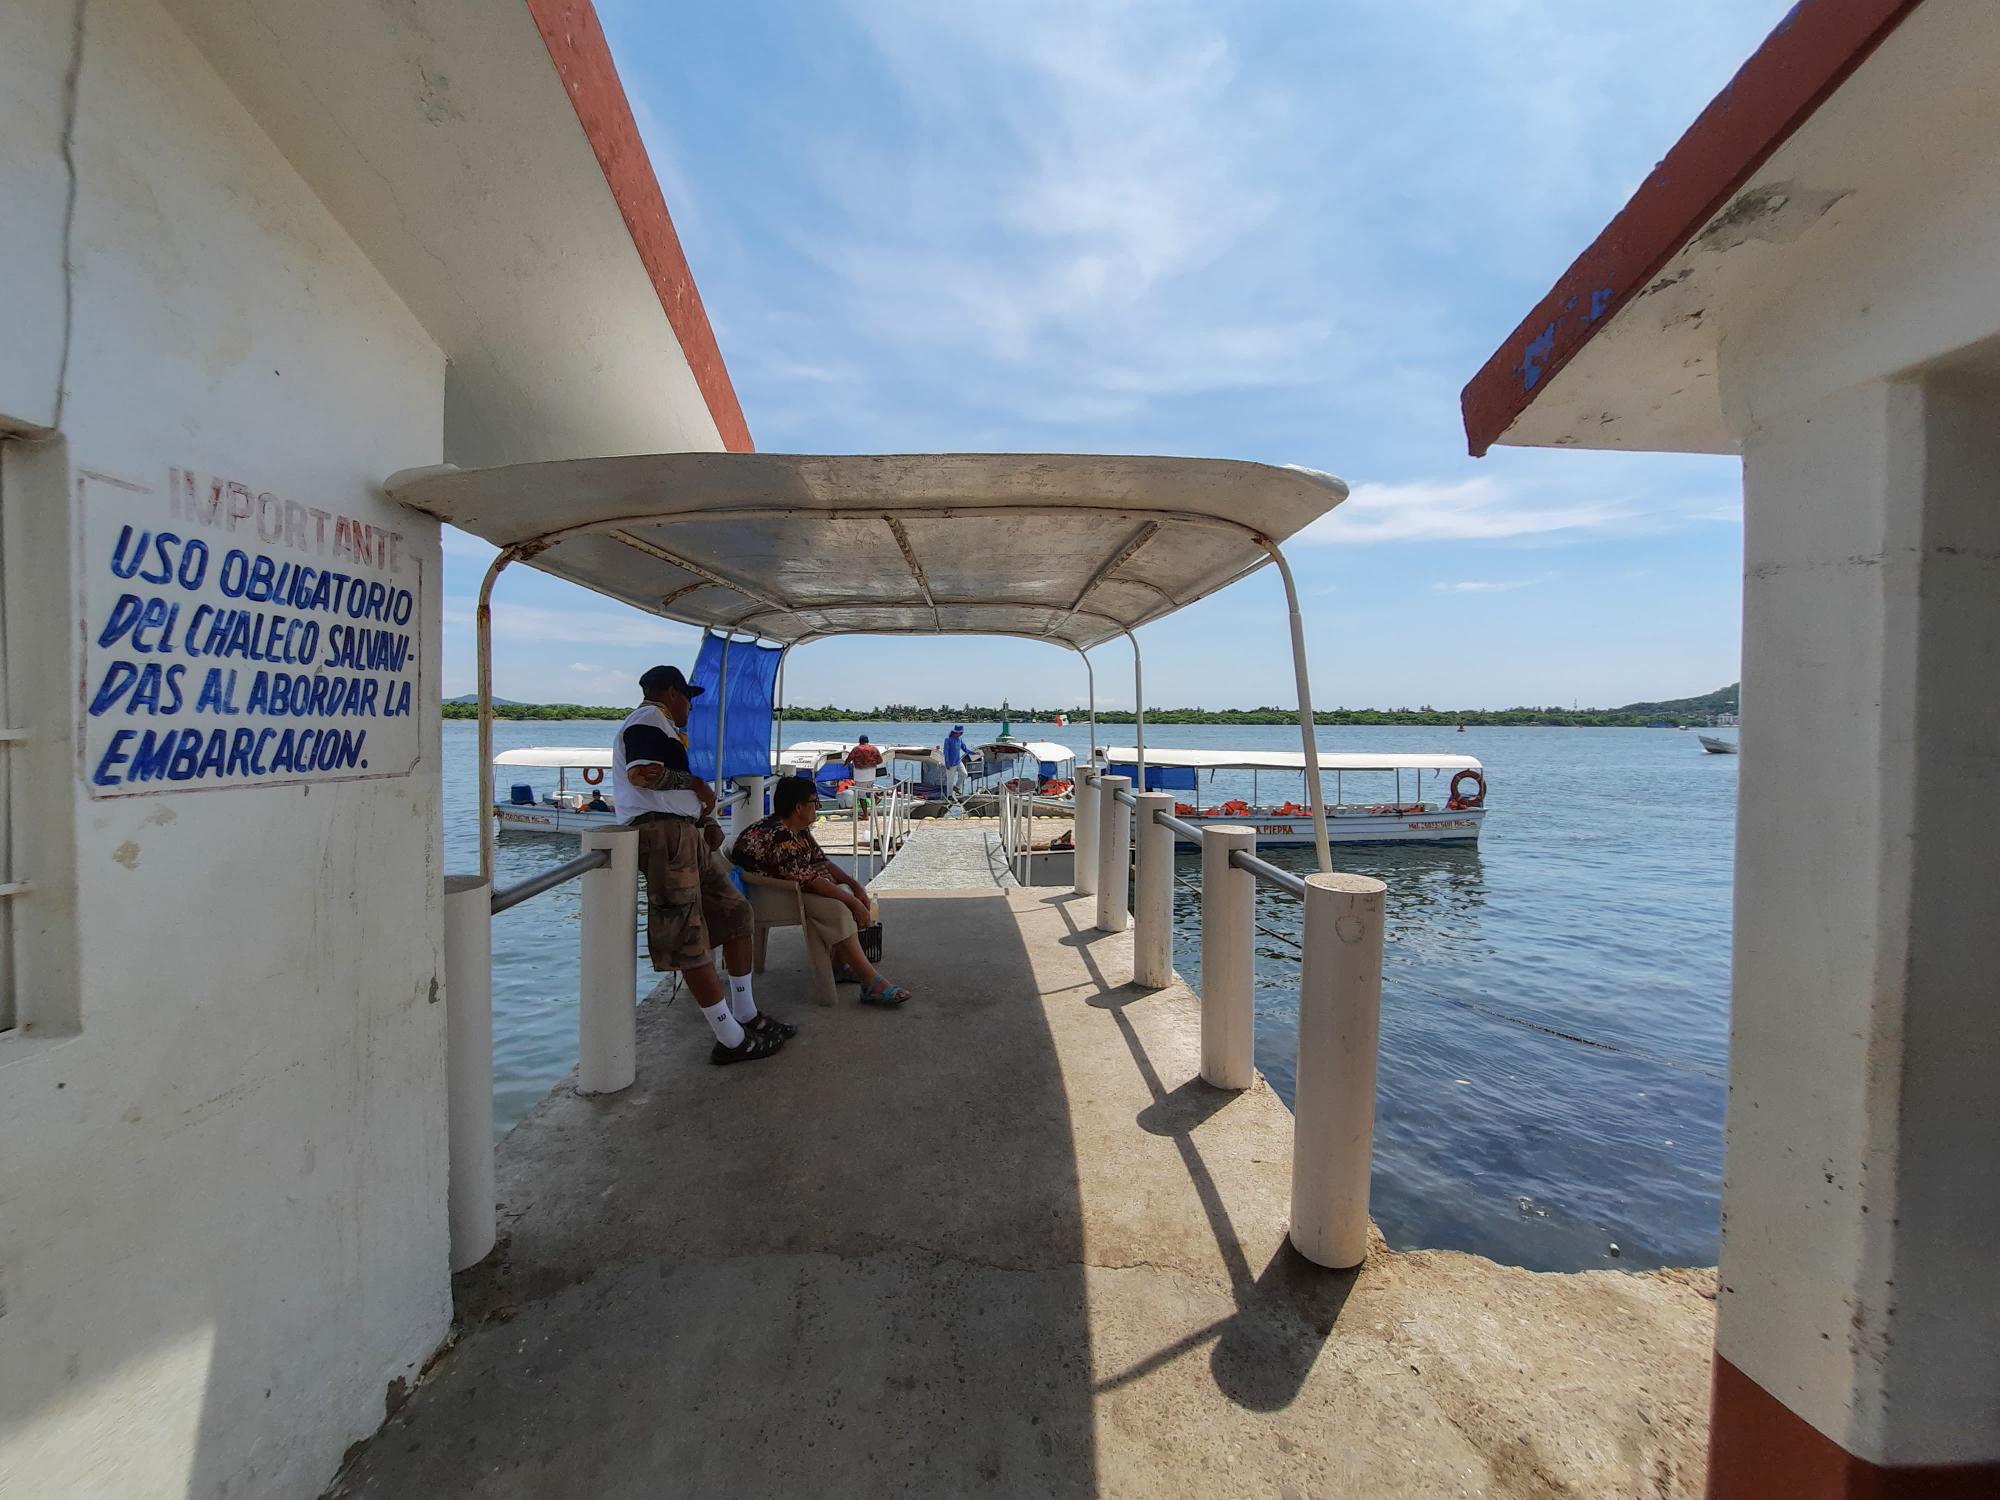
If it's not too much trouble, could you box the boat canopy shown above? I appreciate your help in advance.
[1014,740,1075,765]
[387,452,1345,652]
[493,746,614,769]
[1097,747,1481,773]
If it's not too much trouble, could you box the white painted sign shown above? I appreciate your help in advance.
[79,467,422,797]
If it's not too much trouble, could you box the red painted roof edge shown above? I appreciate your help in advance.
[524,0,754,454]
[1460,0,1927,458]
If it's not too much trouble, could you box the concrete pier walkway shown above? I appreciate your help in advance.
[329,847,1715,1498]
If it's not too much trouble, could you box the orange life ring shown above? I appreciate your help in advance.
[582,767,605,786]
[1449,769,1485,808]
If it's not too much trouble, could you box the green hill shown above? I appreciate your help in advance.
[1614,684,1738,718]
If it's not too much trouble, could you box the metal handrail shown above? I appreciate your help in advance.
[1154,809,1202,841]
[1112,785,1137,807]
[492,848,610,914]
[1228,847,1306,898]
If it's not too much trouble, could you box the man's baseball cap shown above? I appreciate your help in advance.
[639,664,703,700]
[951,724,963,731]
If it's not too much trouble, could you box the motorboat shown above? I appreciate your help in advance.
[775,739,855,777]
[1094,747,1487,845]
[1698,735,1738,755]
[492,746,624,834]
[887,738,1076,810]
[493,745,756,835]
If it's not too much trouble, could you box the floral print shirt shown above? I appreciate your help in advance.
[731,815,836,887]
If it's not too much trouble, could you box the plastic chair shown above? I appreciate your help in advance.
[738,871,838,1008]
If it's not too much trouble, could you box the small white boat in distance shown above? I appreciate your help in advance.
[493,746,622,834]
[1698,735,1738,755]
[775,740,855,777]
[1096,747,1487,845]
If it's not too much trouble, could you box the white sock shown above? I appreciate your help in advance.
[727,971,758,1024]
[700,999,745,1049]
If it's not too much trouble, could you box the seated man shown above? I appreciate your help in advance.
[583,788,611,813]
[733,777,913,1006]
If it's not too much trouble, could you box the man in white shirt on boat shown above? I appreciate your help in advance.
[616,664,794,1065]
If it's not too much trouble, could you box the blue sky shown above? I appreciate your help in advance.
[442,0,1794,711]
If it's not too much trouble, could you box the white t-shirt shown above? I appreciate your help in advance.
[612,703,702,820]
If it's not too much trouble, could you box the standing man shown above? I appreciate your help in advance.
[846,734,883,794]
[615,664,794,1064]
[942,725,968,799]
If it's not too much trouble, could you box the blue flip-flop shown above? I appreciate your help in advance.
[859,976,912,1007]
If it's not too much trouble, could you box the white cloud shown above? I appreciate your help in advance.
[787,1,1338,419]
[439,526,498,562]
[563,662,647,705]
[1301,476,1625,545]
[443,598,697,650]
[1433,577,1542,594]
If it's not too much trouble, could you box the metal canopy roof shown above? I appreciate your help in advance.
[387,452,1347,651]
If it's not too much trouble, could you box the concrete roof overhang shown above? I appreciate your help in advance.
[386,452,1349,651]
[1461,0,1955,458]
[161,0,748,465]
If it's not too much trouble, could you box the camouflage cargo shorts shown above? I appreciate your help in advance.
[633,815,753,972]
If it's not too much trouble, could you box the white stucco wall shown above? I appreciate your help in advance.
[0,2,450,1496]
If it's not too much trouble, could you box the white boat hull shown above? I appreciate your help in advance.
[1167,807,1485,845]
[494,805,742,836]
[1698,736,1738,755]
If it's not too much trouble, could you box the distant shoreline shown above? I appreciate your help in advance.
[444,699,1738,730]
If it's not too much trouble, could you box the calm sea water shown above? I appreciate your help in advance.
[446,719,1736,1272]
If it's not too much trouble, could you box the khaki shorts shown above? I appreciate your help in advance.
[634,816,753,972]
[800,889,862,951]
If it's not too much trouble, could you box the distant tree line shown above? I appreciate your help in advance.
[442,684,1740,728]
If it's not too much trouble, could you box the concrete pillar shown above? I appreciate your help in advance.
[1132,791,1175,988]
[443,875,495,1272]
[1095,774,1131,933]
[1073,770,1098,896]
[1198,824,1256,1090]
[739,773,769,824]
[577,826,639,1095]
[1707,373,2000,1495]
[1288,871,1386,1270]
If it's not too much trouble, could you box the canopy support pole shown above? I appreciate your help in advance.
[712,631,731,804]
[1123,629,1146,790]
[1258,537,1332,873]
[773,644,791,772]
[474,547,519,885]
[1072,646,1097,761]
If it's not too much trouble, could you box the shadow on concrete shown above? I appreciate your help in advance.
[1050,896,1347,1414]
[328,890,1099,1499]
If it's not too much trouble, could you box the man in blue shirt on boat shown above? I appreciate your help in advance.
[943,725,967,798]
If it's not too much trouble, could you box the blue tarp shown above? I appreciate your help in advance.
[685,632,781,784]
[1105,761,1198,793]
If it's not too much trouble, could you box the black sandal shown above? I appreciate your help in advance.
[710,1029,787,1065]
[747,1012,799,1040]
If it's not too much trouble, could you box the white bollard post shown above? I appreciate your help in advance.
[1073,770,1098,896]
[1095,775,1131,933]
[1289,871,1388,1270]
[578,826,640,1095]
[1133,791,1175,987]
[444,875,496,1271]
[1199,825,1257,1090]
[739,774,768,827]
